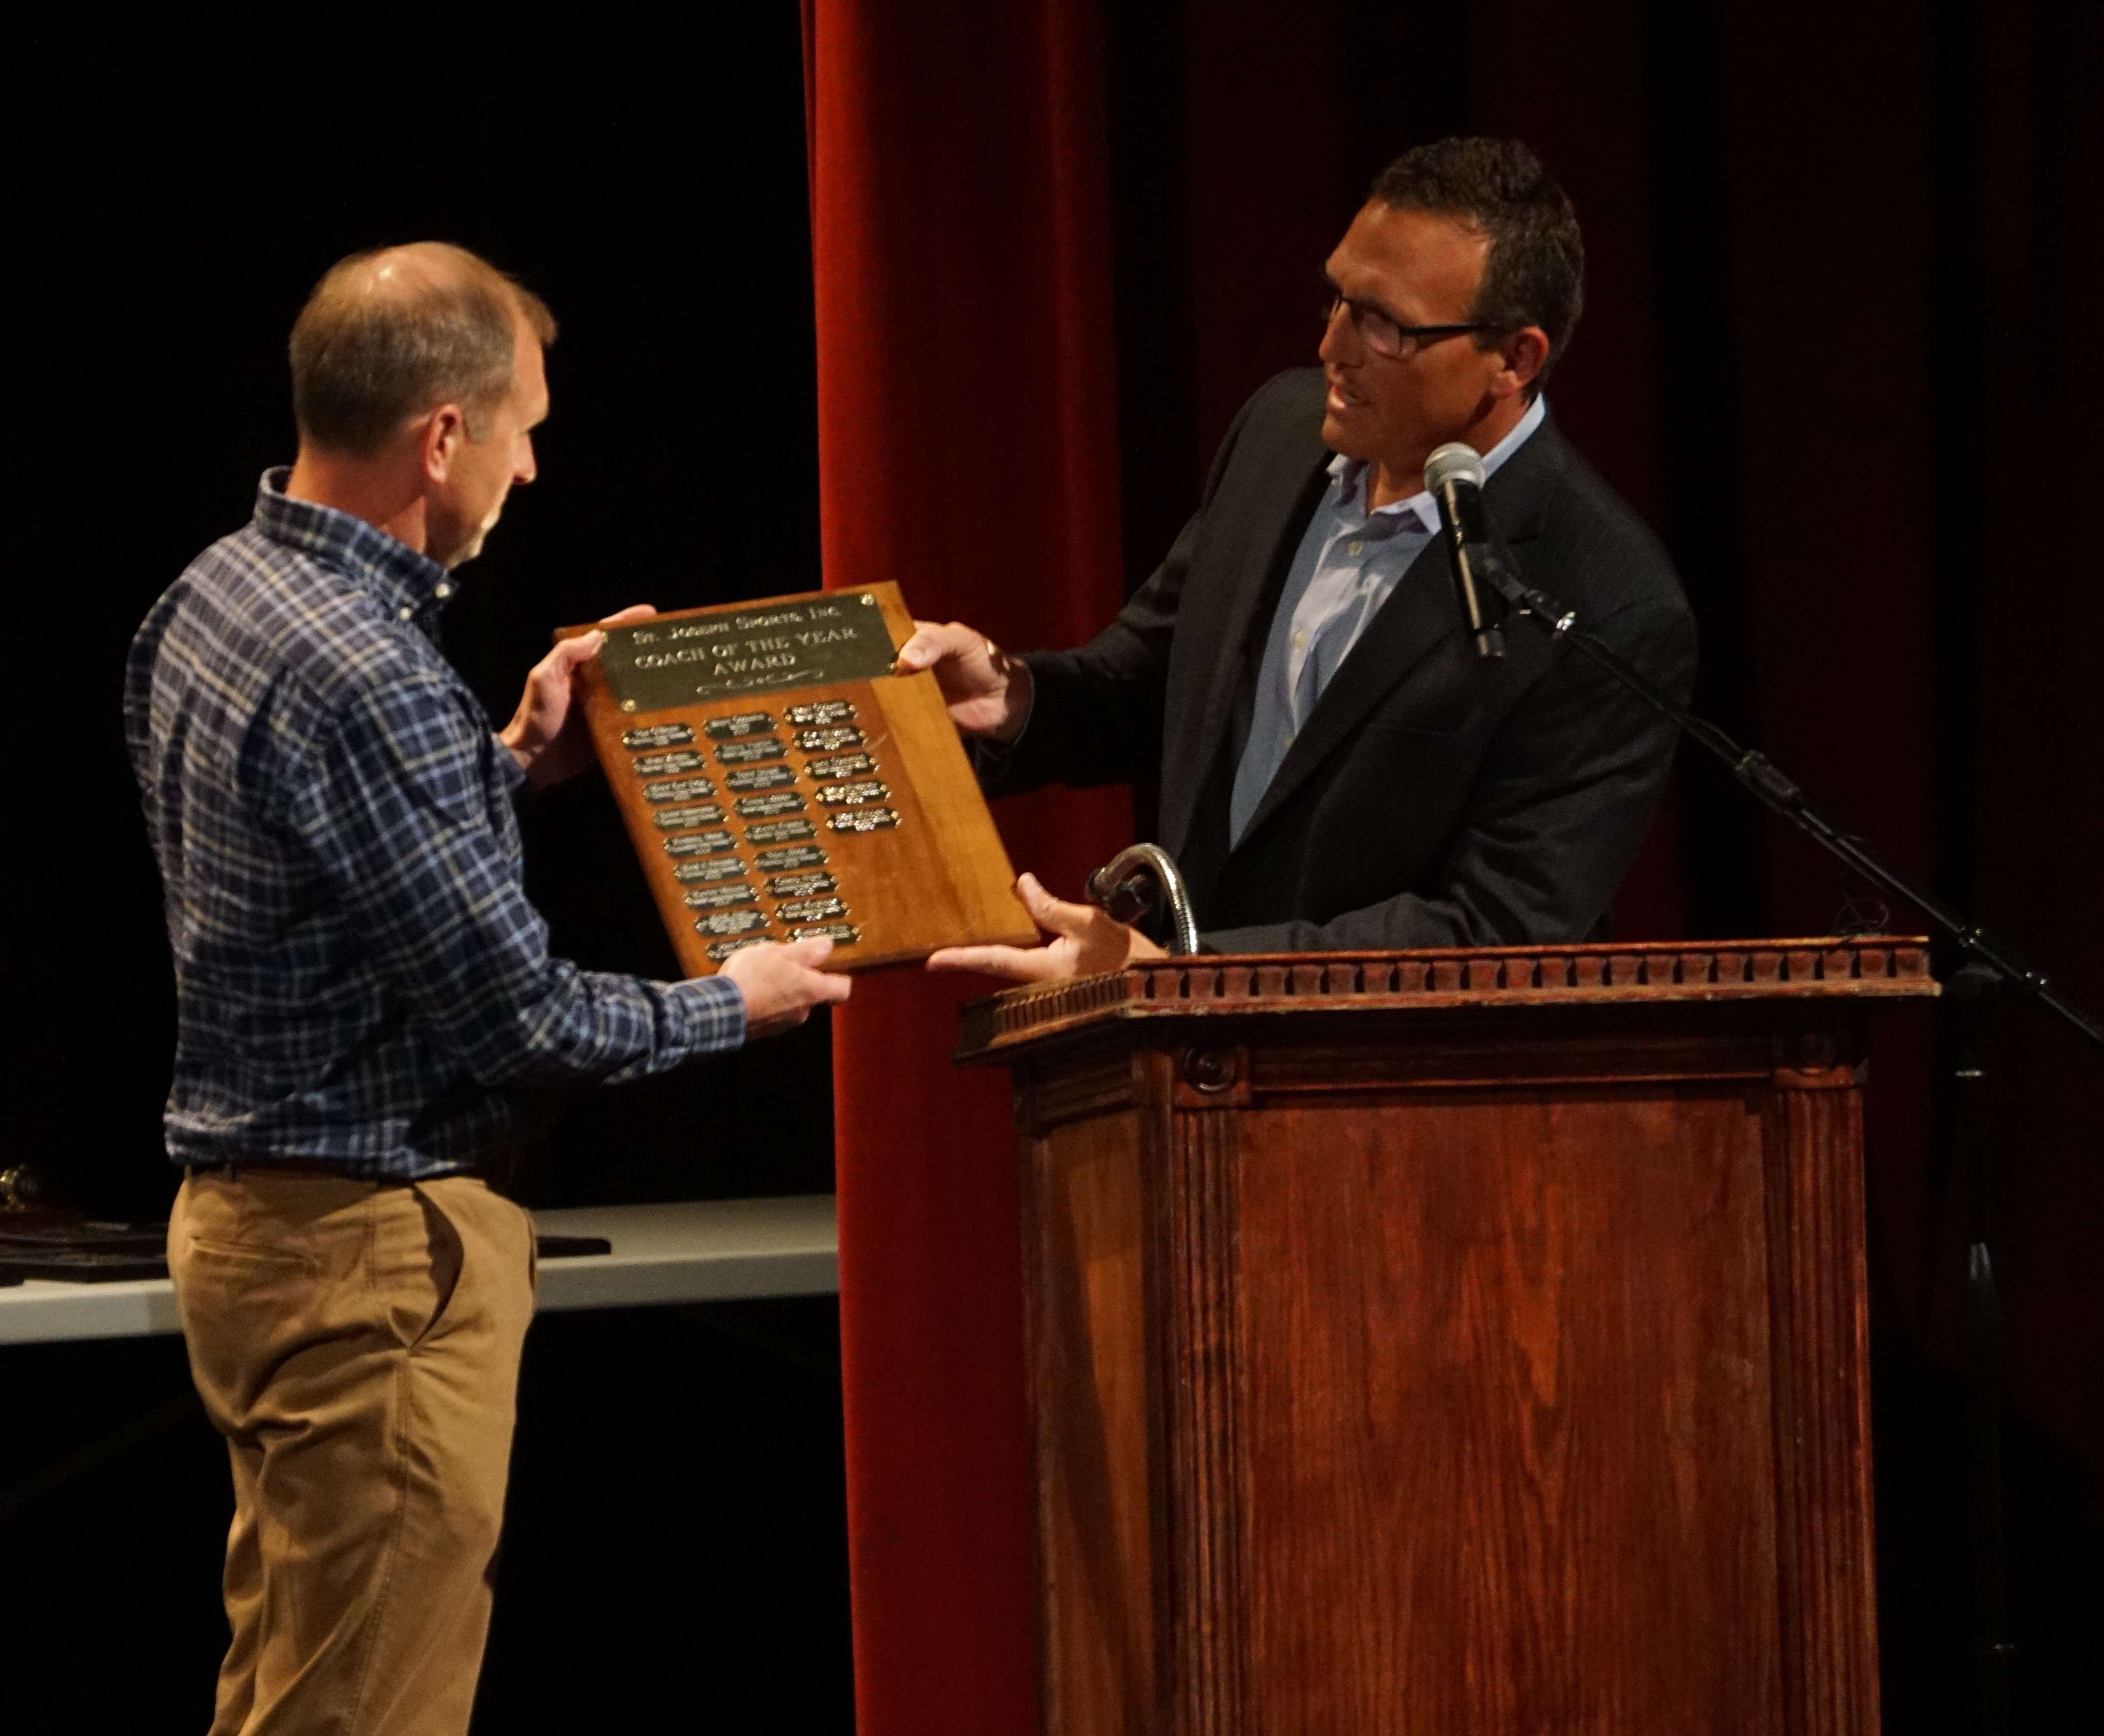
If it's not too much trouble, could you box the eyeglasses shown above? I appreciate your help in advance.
[1321,291,1497,360]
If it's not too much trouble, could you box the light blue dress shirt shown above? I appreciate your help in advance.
[1227,393,1548,845]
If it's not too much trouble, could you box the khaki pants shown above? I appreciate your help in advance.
[169,1171,536,1736]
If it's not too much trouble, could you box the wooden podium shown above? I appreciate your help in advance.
[954,937,1937,1736]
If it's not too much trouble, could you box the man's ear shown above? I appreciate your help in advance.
[418,404,469,483]
[1493,326,1552,399]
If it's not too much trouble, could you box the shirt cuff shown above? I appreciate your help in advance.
[490,731,530,795]
[669,970,747,1055]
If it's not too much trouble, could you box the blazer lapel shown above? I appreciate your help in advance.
[1229,535,1459,845]
[1159,428,1333,860]
[1227,414,1572,850]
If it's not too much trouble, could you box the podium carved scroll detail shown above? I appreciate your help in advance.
[958,938,1936,1061]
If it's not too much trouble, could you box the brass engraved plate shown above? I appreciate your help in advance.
[753,844,827,871]
[672,857,749,884]
[695,908,770,938]
[664,829,737,857]
[597,593,896,713]
[735,791,806,819]
[623,722,694,750]
[705,935,769,963]
[653,803,727,830]
[777,894,849,924]
[684,883,758,911]
[804,752,876,780]
[790,921,861,945]
[795,725,865,752]
[785,700,857,726]
[704,711,776,739]
[642,776,717,804]
[766,870,837,898]
[716,737,787,765]
[630,749,705,776]
[817,779,890,807]
[827,807,900,834]
[724,764,796,793]
[745,819,817,845]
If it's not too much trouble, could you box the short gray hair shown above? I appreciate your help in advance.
[289,242,556,455]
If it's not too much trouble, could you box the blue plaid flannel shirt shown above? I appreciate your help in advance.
[124,470,746,1180]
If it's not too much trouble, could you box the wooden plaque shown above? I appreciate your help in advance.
[563,583,1034,975]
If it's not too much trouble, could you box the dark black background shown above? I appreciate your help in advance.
[5,12,854,1730]
[11,17,835,1222]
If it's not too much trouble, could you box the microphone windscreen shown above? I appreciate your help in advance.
[1423,442,1486,493]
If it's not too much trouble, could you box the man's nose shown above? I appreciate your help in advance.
[515,434,537,485]
[1318,308,1355,366]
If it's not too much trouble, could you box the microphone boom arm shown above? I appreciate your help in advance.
[1474,551,2104,1048]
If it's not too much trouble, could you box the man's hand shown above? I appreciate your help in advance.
[925,872,1167,984]
[719,937,853,1036]
[892,619,1033,742]
[500,604,658,787]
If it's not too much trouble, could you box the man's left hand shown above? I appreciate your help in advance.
[925,871,1168,984]
[500,604,656,787]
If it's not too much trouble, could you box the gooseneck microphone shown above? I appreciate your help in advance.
[1423,441,1506,660]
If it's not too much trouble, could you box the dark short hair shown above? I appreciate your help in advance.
[289,242,556,455]
[1369,138,1583,393]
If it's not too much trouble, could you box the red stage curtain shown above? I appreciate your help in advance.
[803,2,1132,1730]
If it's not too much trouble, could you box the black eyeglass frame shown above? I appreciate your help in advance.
[1321,290,1500,359]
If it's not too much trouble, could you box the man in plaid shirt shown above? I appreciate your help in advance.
[127,242,848,1736]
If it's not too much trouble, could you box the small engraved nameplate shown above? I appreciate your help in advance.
[746,819,818,845]
[695,909,770,938]
[705,936,769,963]
[653,803,727,830]
[795,726,865,752]
[623,723,694,750]
[705,711,777,739]
[735,792,807,819]
[672,857,749,884]
[766,870,838,898]
[817,780,890,807]
[753,844,827,872]
[684,883,759,911]
[724,764,796,793]
[785,700,858,726]
[642,776,717,804]
[664,829,737,857]
[804,752,876,780]
[631,749,705,776]
[716,737,787,765]
[790,921,861,945]
[777,895,849,924]
[827,808,900,834]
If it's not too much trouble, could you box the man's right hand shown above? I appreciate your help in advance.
[892,620,1033,742]
[718,938,852,1037]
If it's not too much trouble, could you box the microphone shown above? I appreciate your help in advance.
[1423,441,1506,660]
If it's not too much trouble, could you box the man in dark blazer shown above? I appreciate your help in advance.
[902,138,1695,979]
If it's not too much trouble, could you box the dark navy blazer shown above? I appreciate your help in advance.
[988,368,1698,952]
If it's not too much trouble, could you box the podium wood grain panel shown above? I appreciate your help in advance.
[963,939,1933,1736]
[563,583,1034,975]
